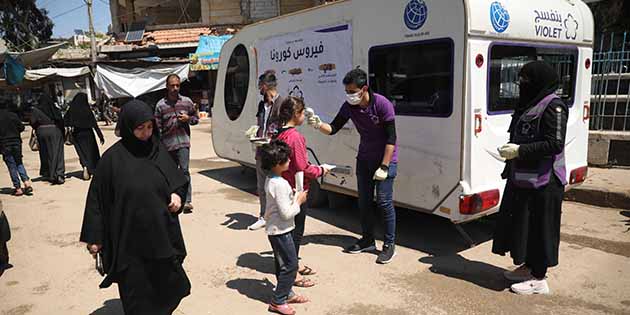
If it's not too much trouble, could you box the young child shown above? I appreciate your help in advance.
[260,140,309,315]
[275,96,331,286]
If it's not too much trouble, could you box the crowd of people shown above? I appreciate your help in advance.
[0,60,569,314]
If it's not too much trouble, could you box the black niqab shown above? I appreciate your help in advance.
[80,100,189,288]
[517,61,560,111]
[65,93,97,129]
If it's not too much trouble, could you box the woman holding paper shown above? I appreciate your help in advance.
[275,96,331,288]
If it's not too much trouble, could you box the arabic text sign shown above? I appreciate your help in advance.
[256,24,353,123]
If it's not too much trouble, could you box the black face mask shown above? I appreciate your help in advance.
[517,61,560,111]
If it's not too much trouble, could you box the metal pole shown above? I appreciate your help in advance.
[85,0,97,64]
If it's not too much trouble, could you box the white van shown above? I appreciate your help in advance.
[212,0,593,224]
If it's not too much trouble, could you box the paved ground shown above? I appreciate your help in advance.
[1,122,629,315]
[565,167,630,209]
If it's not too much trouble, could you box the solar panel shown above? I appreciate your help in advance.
[124,22,146,43]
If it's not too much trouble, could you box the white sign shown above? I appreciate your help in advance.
[256,24,353,122]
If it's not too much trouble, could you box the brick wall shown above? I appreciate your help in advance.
[249,0,279,21]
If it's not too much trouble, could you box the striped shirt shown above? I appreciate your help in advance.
[154,95,199,151]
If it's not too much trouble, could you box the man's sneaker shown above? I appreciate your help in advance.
[344,239,376,254]
[504,265,533,282]
[511,278,550,295]
[183,203,194,214]
[248,217,266,230]
[376,244,396,264]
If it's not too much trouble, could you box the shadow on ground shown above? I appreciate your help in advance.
[226,278,275,304]
[204,165,495,256]
[621,211,630,232]
[0,188,14,195]
[90,299,123,315]
[236,252,275,275]
[221,213,258,230]
[419,254,511,292]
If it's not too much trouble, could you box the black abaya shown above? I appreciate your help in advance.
[80,100,190,315]
[65,93,104,174]
[30,105,65,182]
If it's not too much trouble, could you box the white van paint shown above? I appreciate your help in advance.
[212,0,594,223]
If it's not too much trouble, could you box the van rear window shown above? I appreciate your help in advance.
[369,38,454,117]
[488,44,578,113]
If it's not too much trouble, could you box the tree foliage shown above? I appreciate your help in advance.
[0,0,54,52]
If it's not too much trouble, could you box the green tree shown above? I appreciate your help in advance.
[0,0,54,52]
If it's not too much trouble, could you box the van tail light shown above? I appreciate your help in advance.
[459,189,500,215]
[569,166,588,184]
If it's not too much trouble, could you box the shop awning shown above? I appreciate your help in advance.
[189,35,232,71]
[24,66,91,81]
[95,63,189,98]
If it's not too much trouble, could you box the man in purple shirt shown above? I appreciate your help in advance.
[309,69,398,264]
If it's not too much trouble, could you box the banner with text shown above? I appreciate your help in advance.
[256,24,352,122]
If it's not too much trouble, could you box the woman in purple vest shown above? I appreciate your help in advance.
[493,61,568,295]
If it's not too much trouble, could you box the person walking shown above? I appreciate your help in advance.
[0,200,13,277]
[249,71,285,231]
[492,61,568,295]
[0,101,33,195]
[80,100,191,314]
[154,74,199,213]
[309,68,399,264]
[260,140,310,315]
[64,93,105,180]
[30,94,66,185]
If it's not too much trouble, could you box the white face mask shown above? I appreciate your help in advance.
[346,90,363,105]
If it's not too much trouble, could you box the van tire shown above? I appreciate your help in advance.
[307,179,328,208]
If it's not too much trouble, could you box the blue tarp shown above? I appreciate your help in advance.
[3,54,25,85]
[190,35,232,71]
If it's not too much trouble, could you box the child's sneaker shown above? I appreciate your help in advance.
[511,278,550,295]
[268,303,296,315]
[503,265,533,282]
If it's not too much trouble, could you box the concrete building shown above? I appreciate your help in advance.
[108,0,329,34]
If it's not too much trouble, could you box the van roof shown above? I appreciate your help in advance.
[238,0,594,46]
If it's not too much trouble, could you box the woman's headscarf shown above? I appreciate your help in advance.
[65,93,97,129]
[37,94,63,124]
[517,61,560,111]
[118,100,158,158]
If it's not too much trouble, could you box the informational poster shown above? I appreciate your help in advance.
[256,24,353,122]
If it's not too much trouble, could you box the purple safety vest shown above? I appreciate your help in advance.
[509,93,567,189]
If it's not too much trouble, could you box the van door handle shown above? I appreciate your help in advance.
[474,113,482,136]
[583,104,590,122]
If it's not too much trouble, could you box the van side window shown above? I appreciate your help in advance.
[488,44,577,113]
[224,44,250,121]
[368,39,454,117]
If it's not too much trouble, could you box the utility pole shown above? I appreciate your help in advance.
[85,0,100,103]
[85,0,97,64]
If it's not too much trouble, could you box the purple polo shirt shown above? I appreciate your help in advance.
[338,92,398,163]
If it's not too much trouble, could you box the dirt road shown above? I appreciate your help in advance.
[1,121,629,315]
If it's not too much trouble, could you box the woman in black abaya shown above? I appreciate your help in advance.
[493,61,568,295]
[30,94,66,184]
[64,93,105,180]
[80,100,191,315]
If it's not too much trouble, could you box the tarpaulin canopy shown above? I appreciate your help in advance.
[0,42,66,67]
[95,63,189,98]
[189,35,232,71]
[24,66,91,81]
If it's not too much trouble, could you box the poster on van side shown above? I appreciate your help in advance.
[256,24,353,123]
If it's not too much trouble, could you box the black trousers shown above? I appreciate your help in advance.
[292,204,307,259]
[117,257,190,315]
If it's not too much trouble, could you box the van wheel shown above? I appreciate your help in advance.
[307,180,328,208]
[327,191,354,211]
